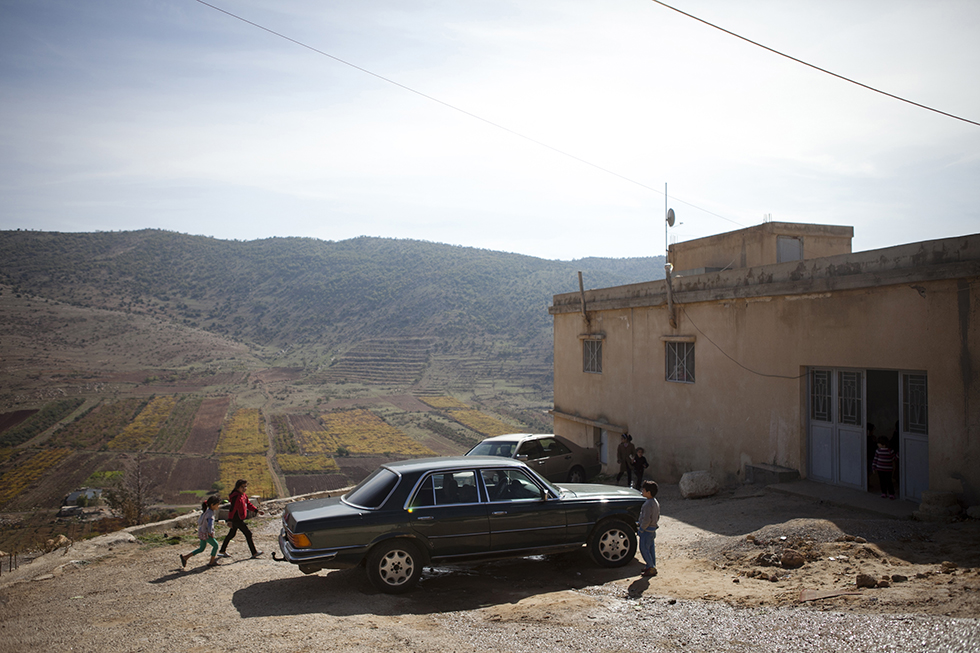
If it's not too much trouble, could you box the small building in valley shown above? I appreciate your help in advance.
[549,222,979,504]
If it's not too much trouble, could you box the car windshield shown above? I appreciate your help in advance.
[344,468,399,509]
[467,440,518,457]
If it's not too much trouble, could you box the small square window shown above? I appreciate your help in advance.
[583,339,602,374]
[666,341,695,383]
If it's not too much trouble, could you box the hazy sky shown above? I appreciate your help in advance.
[1,0,978,260]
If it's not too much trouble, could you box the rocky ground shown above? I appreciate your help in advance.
[1,485,978,652]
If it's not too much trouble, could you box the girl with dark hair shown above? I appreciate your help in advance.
[218,479,264,559]
[180,496,221,569]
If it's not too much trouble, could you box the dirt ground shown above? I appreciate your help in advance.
[0,485,978,652]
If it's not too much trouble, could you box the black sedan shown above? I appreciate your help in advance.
[278,456,644,593]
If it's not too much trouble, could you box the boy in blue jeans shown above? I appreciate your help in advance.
[638,480,660,577]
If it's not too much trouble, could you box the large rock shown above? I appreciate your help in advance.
[679,470,720,499]
[966,505,980,519]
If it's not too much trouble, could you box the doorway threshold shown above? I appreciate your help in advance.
[765,479,916,520]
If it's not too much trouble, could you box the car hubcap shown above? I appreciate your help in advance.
[379,550,414,586]
[569,470,584,483]
[598,529,629,562]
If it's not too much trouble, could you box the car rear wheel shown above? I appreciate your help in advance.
[589,520,636,567]
[367,539,423,593]
[566,465,586,483]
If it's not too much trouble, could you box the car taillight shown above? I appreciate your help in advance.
[288,532,312,548]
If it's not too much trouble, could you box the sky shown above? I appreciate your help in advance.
[1,0,978,261]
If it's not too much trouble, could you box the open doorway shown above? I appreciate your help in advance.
[866,370,899,496]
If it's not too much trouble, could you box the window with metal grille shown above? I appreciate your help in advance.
[583,339,602,374]
[903,374,928,434]
[810,369,831,422]
[838,371,863,426]
[665,341,695,383]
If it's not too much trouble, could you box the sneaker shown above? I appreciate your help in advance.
[216,552,231,558]
[207,560,220,567]
[251,551,264,559]
[889,495,896,500]
[641,567,658,577]
[639,567,650,576]
[881,494,887,498]
[179,554,188,569]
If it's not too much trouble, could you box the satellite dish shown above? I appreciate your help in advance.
[666,208,675,227]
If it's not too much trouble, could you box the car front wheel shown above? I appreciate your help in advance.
[566,465,586,483]
[589,520,637,567]
[367,539,423,593]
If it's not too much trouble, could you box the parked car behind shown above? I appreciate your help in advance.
[466,433,601,483]
[277,456,643,593]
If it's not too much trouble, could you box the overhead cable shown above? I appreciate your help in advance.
[649,0,980,128]
[192,0,744,227]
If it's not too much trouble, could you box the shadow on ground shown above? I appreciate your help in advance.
[232,551,639,618]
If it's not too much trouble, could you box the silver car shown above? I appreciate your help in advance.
[465,433,601,483]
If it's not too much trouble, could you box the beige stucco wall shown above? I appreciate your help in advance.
[552,234,980,503]
[669,222,853,273]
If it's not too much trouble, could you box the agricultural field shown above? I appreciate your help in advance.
[181,396,231,454]
[302,409,434,456]
[218,455,276,500]
[0,398,85,447]
[215,408,267,454]
[447,409,516,437]
[152,395,203,452]
[276,454,339,475]
[420,396,469,410]
[46,398,147,450]
[0,448,73,508]
[106,396,177,451]
[270,414,299,454]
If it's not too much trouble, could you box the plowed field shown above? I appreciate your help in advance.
[181,396,230,454]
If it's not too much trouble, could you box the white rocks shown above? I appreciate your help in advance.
[679,471,720,499]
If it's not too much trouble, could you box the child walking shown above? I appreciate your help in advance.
[181,496,221,569]
[631,448,650,490]
[638,480,660,577]
[219,479,264,559]
[872,436,898,499]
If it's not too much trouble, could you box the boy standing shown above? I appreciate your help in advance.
[638,480,660,577]
[631,448,650,490]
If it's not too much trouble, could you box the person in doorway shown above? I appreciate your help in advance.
[616,433,636,487]
[872,436,898,499]
[218,479,264,559]
[631,447,650,490]
[181,496,221,569]
[638,480,660,577]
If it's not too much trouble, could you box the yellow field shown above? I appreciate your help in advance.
[277,454,340,474]
[420,396,469,410]
[0,448,73,507]
[450,410,515,437]
[218,455,276,500]
[106,396,177,451]
[216,408,268,455]
[301,409,434,456]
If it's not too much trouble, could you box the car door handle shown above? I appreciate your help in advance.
[416,515,434,521]
[491,511,507,516]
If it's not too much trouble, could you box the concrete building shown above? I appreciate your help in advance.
[549,223,979,504]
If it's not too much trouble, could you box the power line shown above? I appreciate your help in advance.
[683,309,807,380]
[192,0,744,228]
[649,0,980,128]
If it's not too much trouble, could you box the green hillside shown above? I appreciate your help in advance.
[0,229,664,386]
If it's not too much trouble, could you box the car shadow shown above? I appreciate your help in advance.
[232,551,642,618]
